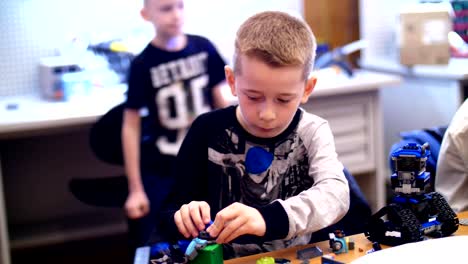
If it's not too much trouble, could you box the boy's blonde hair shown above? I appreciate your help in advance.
[233,11,316,80]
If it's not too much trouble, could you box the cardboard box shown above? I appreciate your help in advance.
[398,3,452,66]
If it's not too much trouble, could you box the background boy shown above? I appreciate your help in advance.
[121,0,228,251]
[160,11,349,258]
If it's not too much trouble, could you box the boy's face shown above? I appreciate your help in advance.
[141,0,185,38]
[225,55,316,138]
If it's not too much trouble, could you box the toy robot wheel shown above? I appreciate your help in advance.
[429,192,459,236]
[366,203,422,246]
[390,204,422,244]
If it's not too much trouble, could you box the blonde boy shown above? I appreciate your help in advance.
[161,11,349,258]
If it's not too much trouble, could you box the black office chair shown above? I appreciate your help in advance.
[69,175,127,207]
[89,102,126,165]
[69,103,127,207]
[309,168,372,243]
[69,102,155,208]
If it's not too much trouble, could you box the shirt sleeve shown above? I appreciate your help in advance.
[277,117,350,239]
[436,126,468,212]
[125,58,148,110]
[204,39,227,89]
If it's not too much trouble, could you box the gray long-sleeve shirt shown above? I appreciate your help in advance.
[163,105,349,258]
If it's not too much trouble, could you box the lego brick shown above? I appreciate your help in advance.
[190,243,223,264]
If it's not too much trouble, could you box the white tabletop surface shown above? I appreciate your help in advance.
[0,85,126,135]
[360,57,468,80]
[351,236,468,264]
[312,69,401,97]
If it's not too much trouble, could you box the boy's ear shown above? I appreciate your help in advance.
[140,7,150,21]
[301,75,317,104]
[224,65,237,96]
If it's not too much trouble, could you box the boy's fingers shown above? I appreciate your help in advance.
[141,204,149,215]
[180,204,199,237]
[207,219,221,238]
[218,216,246,244]
[174,211,190,238]
[131,209,143,219]
[187,201,212,230]
[199,202,212,226]
[188,202,205,232]
[208,205,238,238]
[127,204,147,219]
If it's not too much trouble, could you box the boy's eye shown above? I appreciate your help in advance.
[160,5,173,12]
[247,95,261,101]
[277,98,292,103]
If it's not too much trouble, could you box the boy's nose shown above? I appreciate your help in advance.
[173,8,183,21]
[259,104,276,121]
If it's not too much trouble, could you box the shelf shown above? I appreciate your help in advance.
[9,211,127,249]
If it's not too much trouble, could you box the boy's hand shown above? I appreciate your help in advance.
[125,190,150,219]
[207,202,266,244]
[174,201,212,238]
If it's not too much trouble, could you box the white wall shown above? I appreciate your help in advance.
[184,0,303,64]
[0,0,303,97]
[359,0,461,173]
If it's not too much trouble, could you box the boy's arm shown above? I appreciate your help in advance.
[122,109,149,219]
[436,129,467,212]
[270,121,350,240]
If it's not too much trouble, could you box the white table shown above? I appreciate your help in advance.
[0,86,127,138]
[361,57,468,102]
[0,71,400,264]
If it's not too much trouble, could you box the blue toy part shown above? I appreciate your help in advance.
[366,242,382,254]
[328,231,348,254]
[314,40,367,77]
[390,142,431,159]
[150,242,170,257]
[314,47,353,76]
[393,196,420,205]
[390,142,432,196]
[388,126,448,191]
[185,237,208,260]
[184,220,216,260]
[198,220,215,241]
[177,240,191,254]
[421,218,442,235]
[147,242,188,264]
[316,43,330,58]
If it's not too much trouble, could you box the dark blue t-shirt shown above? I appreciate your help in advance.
[125,34,226,172]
